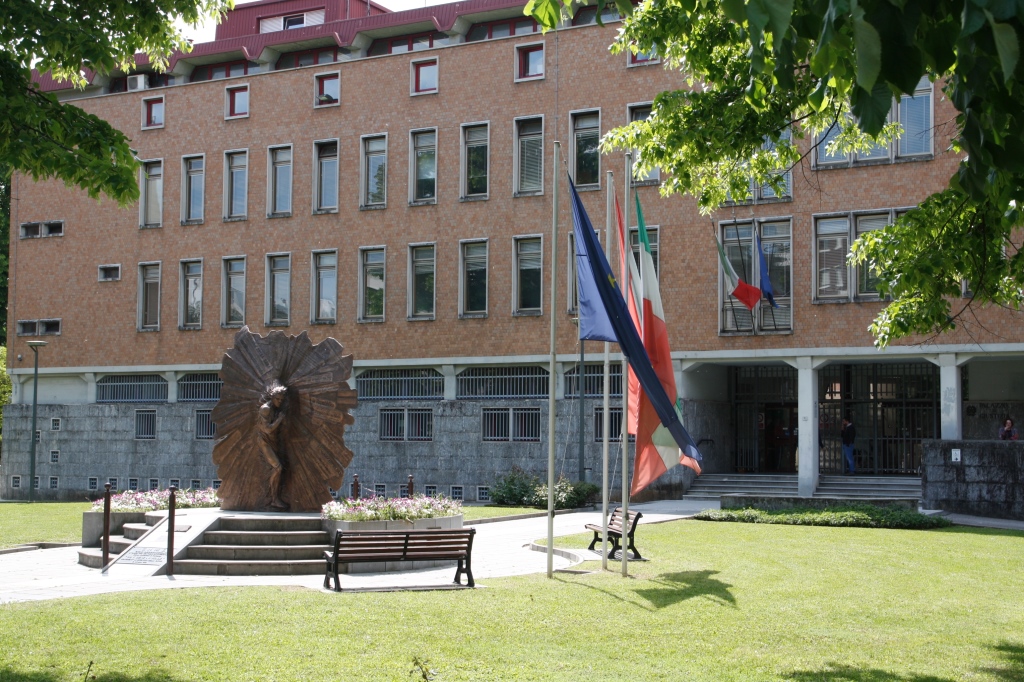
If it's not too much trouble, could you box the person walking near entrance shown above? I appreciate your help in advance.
[999,418,1018,440]
[841,416,856,475]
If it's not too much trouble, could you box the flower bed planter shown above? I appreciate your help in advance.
[321,514,464,574]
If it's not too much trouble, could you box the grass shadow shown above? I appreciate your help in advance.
[633,570,737,609]
[0,667,183,682]
[933,525,1024,540]
[782,665,954,682]
[980,641,1024,680]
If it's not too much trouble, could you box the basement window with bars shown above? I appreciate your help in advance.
[378,408,433,441]
[108,477,118,490]
[450,485,464,501]
[128,478,139,490]
[457,366,548,399]
[135,410,157,440]
[374,484,387,497]
[424,484,438,497]
[593,406,634,443]
[97,375,168,403]
[356,368,444,400]
[50,450,59,463]
[190,479,202,489]
[149,479,159,490]
[195,410,216,440]
[482,407,541,442]
[88,477,98,491]
[564,363,623,398]
[178,373,223,402]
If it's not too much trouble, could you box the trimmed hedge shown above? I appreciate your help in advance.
[694,504,952,530]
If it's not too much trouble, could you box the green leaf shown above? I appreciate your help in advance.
[986,12,1020,80]
[854,17,882,90]
[747,0,771,31]
[962,1,986,36]
[851,81,892,134]
[763,0,795,38]
[524,0,561,31]
[808,79,828,111]
[721,0,747,23]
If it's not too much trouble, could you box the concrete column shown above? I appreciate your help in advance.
[795,357,819,498]
[164,372,178,403]
[673,359,685,400]
[441,365,456,401]
[936,354,963,439]
[12,377,23,404]
[555,363,566,400]
[84,373,97,404]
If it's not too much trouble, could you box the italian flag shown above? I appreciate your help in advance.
[716,236,762,311]
[617,194,701,496]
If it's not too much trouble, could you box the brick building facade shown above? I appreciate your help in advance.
[4,0,1023,501]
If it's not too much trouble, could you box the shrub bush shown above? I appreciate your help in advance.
[491,466,540,506]
[531,476,598,510]
[91,488,219,513]
[694,504,952,530]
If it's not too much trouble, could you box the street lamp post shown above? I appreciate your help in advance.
[26,341,47,502]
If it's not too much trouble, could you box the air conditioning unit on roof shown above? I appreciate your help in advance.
[127,74,148,91]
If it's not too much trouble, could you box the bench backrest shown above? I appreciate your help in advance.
[331,528,475,561]
[608,507,643,533]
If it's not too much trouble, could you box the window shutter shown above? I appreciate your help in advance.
[899,91,931,156]
[519,136,542,192]
[306,9,325,25]
[260,16,283,32]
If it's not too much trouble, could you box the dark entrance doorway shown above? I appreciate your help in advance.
[733,366,798,473]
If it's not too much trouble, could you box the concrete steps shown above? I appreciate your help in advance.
[814,475,922,500]
[174,515,330,576]
[78,514,163,568]
[683,474,799,499]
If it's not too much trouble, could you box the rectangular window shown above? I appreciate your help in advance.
[816,217,850,300]
[33,476,40,490]
[374,484,387,497]
[88,477,98,491]
[514,237,542,313]
[183,156,204,222]
[196,409,216,439]
[313,251,337,323]
[170,478,181,489]
[51,418,61,431]
[572,111,600,186]
[267,255,290,325]
[361,248,385,320]
[212,479,221,490]
[99,264,121,282]
[629,226,660,276]
[181,260,202,329]
[224,258,245,325]
[412,59,438,94]
[515,117,543,194]
[410,244,435,318]
[462,124,488,198]
[362,136,387,206]
[269,146,292,215]
[720,224,755,331]
[149,478,160,490]
[461,241,488,315]
[16,321,37,336]
[190,479,202,489]
[128,478,139,491]
[629,105,659,183]
[379,408,405,441]
[517,44,544,80]
[315,141,339,211]
[483,407,541,441]
[50,477,58,490]
[424,484,437,497]
[20,223,40,238]
[21,221,62,239]
[283,13,305,28]
[143,97,164,128]
[315,72,340,106]
[39,319,60,335]
[477,486,490,502]
[856,215,888,297]
[226,85,249,118]
[50,450,59,463]
[719,221,792,331]
[140,263,161,330]
[44,221,63,236]
[109,478,118,490]
[142,161,163,227]
[629,45,659,65]
[135,409,156,440]
[898,78,933,157]
[450,485,464,501]
[11,476,21,489]
[34,430,40,443]
[412,130,437,202]
[225,151,247,219]
[378,408,434,441]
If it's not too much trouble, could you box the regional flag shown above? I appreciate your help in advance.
[567,176,702,483]
[716,236,761,311]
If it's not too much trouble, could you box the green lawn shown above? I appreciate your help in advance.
[1,521,1022,681]
[0,501,92,549]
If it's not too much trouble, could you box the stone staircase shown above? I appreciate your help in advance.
[683,474,799,500]
[813,475,922,500]
[173,515,330,576]
[78,514,160,568]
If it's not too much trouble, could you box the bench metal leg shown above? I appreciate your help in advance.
[587,531,600,551]
[626,534,642,560]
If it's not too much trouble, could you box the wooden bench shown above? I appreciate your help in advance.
[323,528,476,591]
[586,507,644,559]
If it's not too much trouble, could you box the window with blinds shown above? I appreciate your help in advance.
[816,217,850,299]
[516,118,543,194]
[898,78,932,157]
[855,215,889,297]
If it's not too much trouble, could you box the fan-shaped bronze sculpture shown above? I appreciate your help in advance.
[211,327,357,512]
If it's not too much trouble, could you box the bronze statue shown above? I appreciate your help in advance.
[211,327,357,512]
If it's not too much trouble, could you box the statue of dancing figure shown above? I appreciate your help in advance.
[257,383,289,510]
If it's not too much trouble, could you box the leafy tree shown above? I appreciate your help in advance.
[0,0,233,206]
[527,0,1024,345]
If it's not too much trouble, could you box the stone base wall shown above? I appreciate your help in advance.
[0,399,730,502]
[922,439,1024,520]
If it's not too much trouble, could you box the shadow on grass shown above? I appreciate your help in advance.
[0,667,182,682]
[933,525,1024,540]
[981,641,1024,680]
[633,570,736,609]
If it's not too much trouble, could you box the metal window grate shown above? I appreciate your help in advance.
[450,485,463,500]
[88,477,98,491]
[457,366,548,399]
[50,477,58,489]
[50,450,59,463]
[97,375,168,403]
[213,479,222,489]
[408,409,433,441]
[424,485,437,497]
[477,486,490,502]
[195,409,216,440]
[11,476,20,489]
[482,407,541,441]
[357,368,443,400]
[108,477,118,489]
[135,410,157,440]
[379,409,405,441]
[128,478,139,490]
[170,478,180,489]
[482,407,510,441]
[178,373,223,402]
[190,479,202,489]
[564,363,623,398]
[379,408,433,441]
[51,418,61,431]
[374,484,386,497]
[593,406,634,442]
[149,479,159,490]
[512,407,541,441]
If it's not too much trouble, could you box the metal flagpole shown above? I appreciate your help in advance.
[546,141,560,579]
[601,169,613,571]
[621,152,632,577]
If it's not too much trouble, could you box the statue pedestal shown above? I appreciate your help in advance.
[320,514,464,573]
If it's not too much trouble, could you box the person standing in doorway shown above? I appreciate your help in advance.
[999,418,1019,440]
[841,416,856,475]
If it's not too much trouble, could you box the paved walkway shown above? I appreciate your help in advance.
[0,500,716,604]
